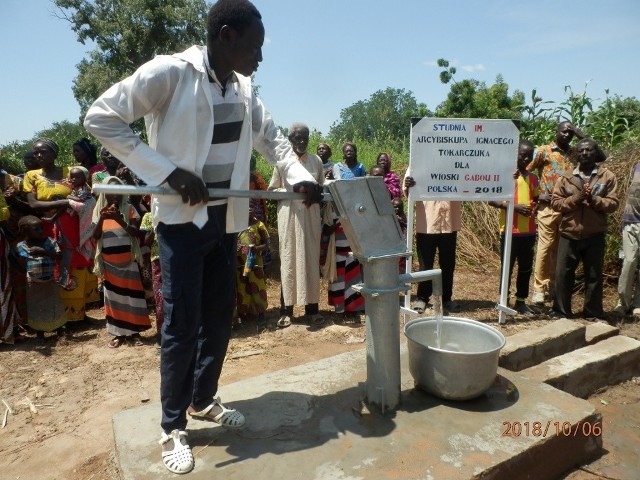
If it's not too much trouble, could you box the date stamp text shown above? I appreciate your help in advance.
[502,421,602,437]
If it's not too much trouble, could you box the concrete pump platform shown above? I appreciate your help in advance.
[113,343,602,480]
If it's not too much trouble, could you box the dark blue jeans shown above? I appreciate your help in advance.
[157,205,237,433]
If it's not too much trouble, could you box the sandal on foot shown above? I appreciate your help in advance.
[160,429,194,474]
[108,336,123,349]
[277,315,291,328]
[187,397,245,428]
[130,334,144,346]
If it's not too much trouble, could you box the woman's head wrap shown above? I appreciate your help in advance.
[74,137,98,167]
[33,137,59,157]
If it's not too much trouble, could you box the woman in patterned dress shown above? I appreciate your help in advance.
[23,138,100,324]
[324,143,365,317]
[92,177,151,348]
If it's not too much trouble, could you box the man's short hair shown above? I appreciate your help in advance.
[207,0,262,45]
[288,122,309,136]
[519,139,534,150]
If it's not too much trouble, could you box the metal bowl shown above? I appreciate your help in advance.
[404,317,506,400]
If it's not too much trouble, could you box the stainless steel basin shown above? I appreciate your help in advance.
[404,317,506,400]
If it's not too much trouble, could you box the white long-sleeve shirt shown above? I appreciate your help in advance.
[84,45,314,231]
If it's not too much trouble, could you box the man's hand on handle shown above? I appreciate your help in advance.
[293,181,323,207]
[166,168,209,206]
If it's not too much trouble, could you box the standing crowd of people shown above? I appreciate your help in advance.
[0,137,156,346]
[0,119,628,359]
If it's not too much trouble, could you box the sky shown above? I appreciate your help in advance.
[1,0,639,146]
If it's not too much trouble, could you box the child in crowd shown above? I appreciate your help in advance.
[68,167,93,203]
[369,165,385,177]
[489,140,539,316]
[65,167,97,286]
[393,197,407,234]
[18,150,38,179]
[249,155,268,224]
[137,201,155,310]
[249,155,271,265]
[43,166,94,222]
[235,206,270,331]
[92,176,151,348]
[140,210,163,344]
[392,197,408,273]
[16,215,68,342]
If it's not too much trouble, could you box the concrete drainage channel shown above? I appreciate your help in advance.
[498,318,640,479]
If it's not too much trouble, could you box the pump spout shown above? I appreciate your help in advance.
[399,268,442,297]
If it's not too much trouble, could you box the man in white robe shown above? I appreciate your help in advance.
[269,123,324,327]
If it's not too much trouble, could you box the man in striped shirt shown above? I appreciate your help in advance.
[526,121,584,305]
[85,0,322,474]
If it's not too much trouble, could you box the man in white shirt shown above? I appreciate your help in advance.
[404,172,462,314]
[84,0,321,474]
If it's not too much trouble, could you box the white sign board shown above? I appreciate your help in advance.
[409,118,519,201]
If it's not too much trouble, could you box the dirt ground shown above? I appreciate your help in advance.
[1,262,639,480]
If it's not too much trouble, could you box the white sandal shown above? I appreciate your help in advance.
[160,429,194,474]
[187,397,245,428]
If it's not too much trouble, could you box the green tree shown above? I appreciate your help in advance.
[586,94,640,149]
[435,59,524,119]
[54,0,208,116]
[435,75,525,120]
[328,87,430,149]
[437,58,457,85]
